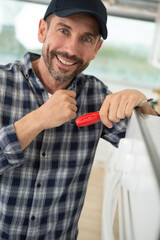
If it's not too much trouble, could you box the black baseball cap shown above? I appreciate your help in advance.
[44,0,108,39]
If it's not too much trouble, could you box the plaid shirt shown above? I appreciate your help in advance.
[0,52,128,240]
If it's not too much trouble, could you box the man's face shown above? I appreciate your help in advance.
[38,13,103,83]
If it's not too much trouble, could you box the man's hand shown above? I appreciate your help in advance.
[14,90,77,150]
[37,90,77,129]
[99,89,156,128]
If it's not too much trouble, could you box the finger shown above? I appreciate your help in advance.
[68,97,77,106]
[70,104,77,113]
[56,90,77,106]
[65,108,77,122]
[108,100,120,123]
[99,98,113,128]
[64,90,77,105]
[117,95,130,119]
[55,89,76,100]
[107,94,124,123]
[65,90,76,98]
[125,101,135,117]
[124,95,138,117]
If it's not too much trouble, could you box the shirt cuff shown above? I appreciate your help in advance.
[0,124,24,165]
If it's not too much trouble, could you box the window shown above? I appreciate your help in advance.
[0,0,45,63]
[0,0,160,90]
[85,16,160,89]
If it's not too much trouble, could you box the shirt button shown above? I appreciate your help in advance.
[25,73,30,79]
[31,216,36,221]
[37,183,41,188]
[42,152,46,157]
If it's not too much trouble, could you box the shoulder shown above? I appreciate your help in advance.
[78,73,112,96]
[0,61,21,86]
[0,60,21,73]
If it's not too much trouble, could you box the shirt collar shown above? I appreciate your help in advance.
[67,74,87,97]
[20,52,40,80]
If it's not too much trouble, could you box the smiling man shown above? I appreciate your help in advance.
[0,0,157,239]
[41,14,101,80]
[35,12,103,92]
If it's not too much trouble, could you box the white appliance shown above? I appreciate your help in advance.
[102,110,160,240]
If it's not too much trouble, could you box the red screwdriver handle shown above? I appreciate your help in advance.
[75,112,100,127]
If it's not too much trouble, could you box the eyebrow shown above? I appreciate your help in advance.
[56,22,72,30]
[56,22,98,39]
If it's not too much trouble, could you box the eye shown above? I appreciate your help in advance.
[83,37,91,42]
[60,28,68,34]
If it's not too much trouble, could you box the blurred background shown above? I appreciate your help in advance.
[0,0,160,108]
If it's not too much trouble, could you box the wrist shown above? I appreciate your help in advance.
[14,110,44,150]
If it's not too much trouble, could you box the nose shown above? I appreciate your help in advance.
[64,37,80,56]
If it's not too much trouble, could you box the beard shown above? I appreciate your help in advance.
[42,47,90,83]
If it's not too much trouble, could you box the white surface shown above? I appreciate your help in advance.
[102,111,160,240]
[144,114,160,157]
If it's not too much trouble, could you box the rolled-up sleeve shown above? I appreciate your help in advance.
[0,124,24,174]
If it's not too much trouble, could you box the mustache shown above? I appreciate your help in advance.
[50,50,83,65]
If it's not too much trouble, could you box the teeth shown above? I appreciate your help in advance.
[57,55,74,66]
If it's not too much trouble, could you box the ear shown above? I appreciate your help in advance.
[91,39,103,60]
[38,18,47,43]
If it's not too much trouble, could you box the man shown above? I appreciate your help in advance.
[0,0,157,239]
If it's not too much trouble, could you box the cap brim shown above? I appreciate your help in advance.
[54,9,107,39]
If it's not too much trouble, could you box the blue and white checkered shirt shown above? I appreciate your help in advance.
[0,52,128,240]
